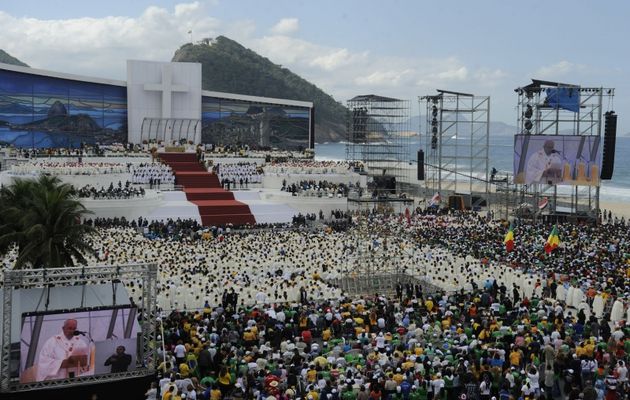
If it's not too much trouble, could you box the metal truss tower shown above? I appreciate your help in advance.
[1,264,158,393]
[419,90,490,208]
[513,79,615,221]
[345,95,411,187]
[341,95,433,295]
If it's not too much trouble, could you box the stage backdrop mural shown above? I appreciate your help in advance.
[0,69,127,148]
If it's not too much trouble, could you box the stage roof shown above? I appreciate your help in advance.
[0,62,313,109]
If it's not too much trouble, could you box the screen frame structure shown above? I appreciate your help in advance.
[513,134,601,186]
[1,263,157,393]
[201,95,313,151]
[19,305,140,384]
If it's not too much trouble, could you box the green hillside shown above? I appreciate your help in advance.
[0,50,28,67]
[172,36,348,142]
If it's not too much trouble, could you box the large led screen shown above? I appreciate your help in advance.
[20,307,139,383]
[513,134,601,186]
[202,96,311,151]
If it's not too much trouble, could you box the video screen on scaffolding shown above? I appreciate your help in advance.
[513,134,601,186]
[19,306,140,383]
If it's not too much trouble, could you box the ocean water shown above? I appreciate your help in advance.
[315,136,630,202]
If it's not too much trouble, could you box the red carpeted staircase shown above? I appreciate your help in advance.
[158,153,256,226]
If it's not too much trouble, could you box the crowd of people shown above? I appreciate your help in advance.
[265,161,353,175]
[71,210,624,400]
[150,281,628,400]
[0,200,628,399]
[282,180,353,198]
[69,210,629,321]
[214,163,264,187]
[83,217,304,243]
[76,181,145,200]
[132,163,176,186]
[9,161,127,175]
[1,148,629,400]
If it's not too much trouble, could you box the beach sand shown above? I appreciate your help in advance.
[600,200,630,220]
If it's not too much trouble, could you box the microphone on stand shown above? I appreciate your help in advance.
[73,330,88,336]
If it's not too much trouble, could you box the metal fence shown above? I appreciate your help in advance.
[325,273,443,297]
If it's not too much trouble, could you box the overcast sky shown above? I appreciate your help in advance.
[1,0,627,132]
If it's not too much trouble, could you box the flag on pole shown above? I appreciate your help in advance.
[544,225,560,254]
[429,192,441,207]
[504,223,515,252]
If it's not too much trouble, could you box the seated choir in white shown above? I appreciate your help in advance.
[131,163,175,185]
[10,161,126,176]
[264,160,352,175]
[215,162,262,185]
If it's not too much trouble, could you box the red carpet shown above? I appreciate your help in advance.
[158,153,256,226]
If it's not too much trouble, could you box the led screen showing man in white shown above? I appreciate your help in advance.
[20,307,139,383]
[513,134,601,186]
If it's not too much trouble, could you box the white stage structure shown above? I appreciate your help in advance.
[127,60,202,145]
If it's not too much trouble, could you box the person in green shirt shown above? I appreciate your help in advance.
[200,374,216,388]
[409,384,428,400]
[341,383,357,400]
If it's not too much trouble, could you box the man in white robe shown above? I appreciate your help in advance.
[572,288,585,308]
[525,140,564,184]
[592,295,605,318]
[555,284,566,302]
[35,319,91,381]
[610,299,624,324]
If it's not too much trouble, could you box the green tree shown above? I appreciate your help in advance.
[0,175,94,269]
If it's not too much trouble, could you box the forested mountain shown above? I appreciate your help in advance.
[172,36,348,142]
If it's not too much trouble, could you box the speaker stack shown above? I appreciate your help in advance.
[600,111,617,180]
[417,149,425,180]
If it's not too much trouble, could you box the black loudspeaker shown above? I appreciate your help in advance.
[373,175,396,194]
[448,195,464,210]
[600,111,617,180]
[417,149,425,180]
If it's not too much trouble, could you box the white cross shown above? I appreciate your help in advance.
[143,64,189,119]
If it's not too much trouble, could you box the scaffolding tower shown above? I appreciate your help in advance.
[513,79,615,221]
[341,96,431,294]
[345,95,411,188]
[327,194,439,297]
[419,90,490,209]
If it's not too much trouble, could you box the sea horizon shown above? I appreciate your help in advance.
[315,136,630,202]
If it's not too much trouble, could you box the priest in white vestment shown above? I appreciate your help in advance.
[35,319,92,381]
[592,295,605,319]
[610,299,624,324]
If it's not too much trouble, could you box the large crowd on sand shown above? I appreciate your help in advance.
[0,208,615,400]
[1,151,628,399]
[115,209,628,400]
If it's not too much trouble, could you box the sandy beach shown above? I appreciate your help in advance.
[600,200,630,220]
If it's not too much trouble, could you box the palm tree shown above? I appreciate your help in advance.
[0,175,95,269]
